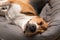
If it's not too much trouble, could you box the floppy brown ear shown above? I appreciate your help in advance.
[20,2,37,16]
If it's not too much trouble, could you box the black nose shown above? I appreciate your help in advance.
[26,24,36,33]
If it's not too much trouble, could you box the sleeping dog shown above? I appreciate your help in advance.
[0,0,48,36]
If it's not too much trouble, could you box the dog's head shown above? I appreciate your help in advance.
[24,16,48,36]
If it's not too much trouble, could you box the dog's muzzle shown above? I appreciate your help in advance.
[24,20,36,33]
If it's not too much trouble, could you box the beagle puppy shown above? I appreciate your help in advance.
[0,0,48,36]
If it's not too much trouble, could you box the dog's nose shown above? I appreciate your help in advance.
[26,24,36,33]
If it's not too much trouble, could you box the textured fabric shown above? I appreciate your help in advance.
[40,0,60,40]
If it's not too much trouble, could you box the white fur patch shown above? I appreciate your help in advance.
[7,3,35,31]
[7,3,22,19]
[14,15,34,31]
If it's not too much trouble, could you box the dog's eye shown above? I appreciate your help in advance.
[38,21,44,25]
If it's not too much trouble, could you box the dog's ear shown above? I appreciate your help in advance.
[21,3,37,16]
